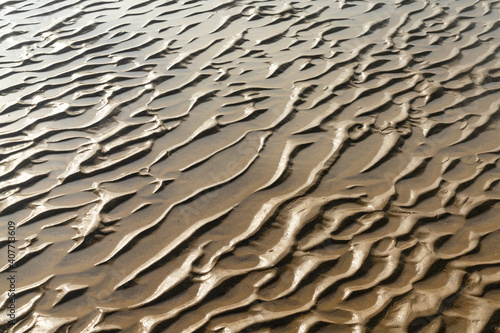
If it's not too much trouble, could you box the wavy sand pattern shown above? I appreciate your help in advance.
[1,0,500,331]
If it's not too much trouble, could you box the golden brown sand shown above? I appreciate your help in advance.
[1,0,500,332]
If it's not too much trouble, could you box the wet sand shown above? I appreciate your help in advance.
[1,0,500,331]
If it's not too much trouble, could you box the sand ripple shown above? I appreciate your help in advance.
[1,0,500,332]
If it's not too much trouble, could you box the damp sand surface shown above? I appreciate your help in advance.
[1,0,500,332]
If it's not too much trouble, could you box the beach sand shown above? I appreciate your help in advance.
[1,0,500,331]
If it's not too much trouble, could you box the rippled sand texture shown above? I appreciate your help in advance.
[2,0,500,331]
